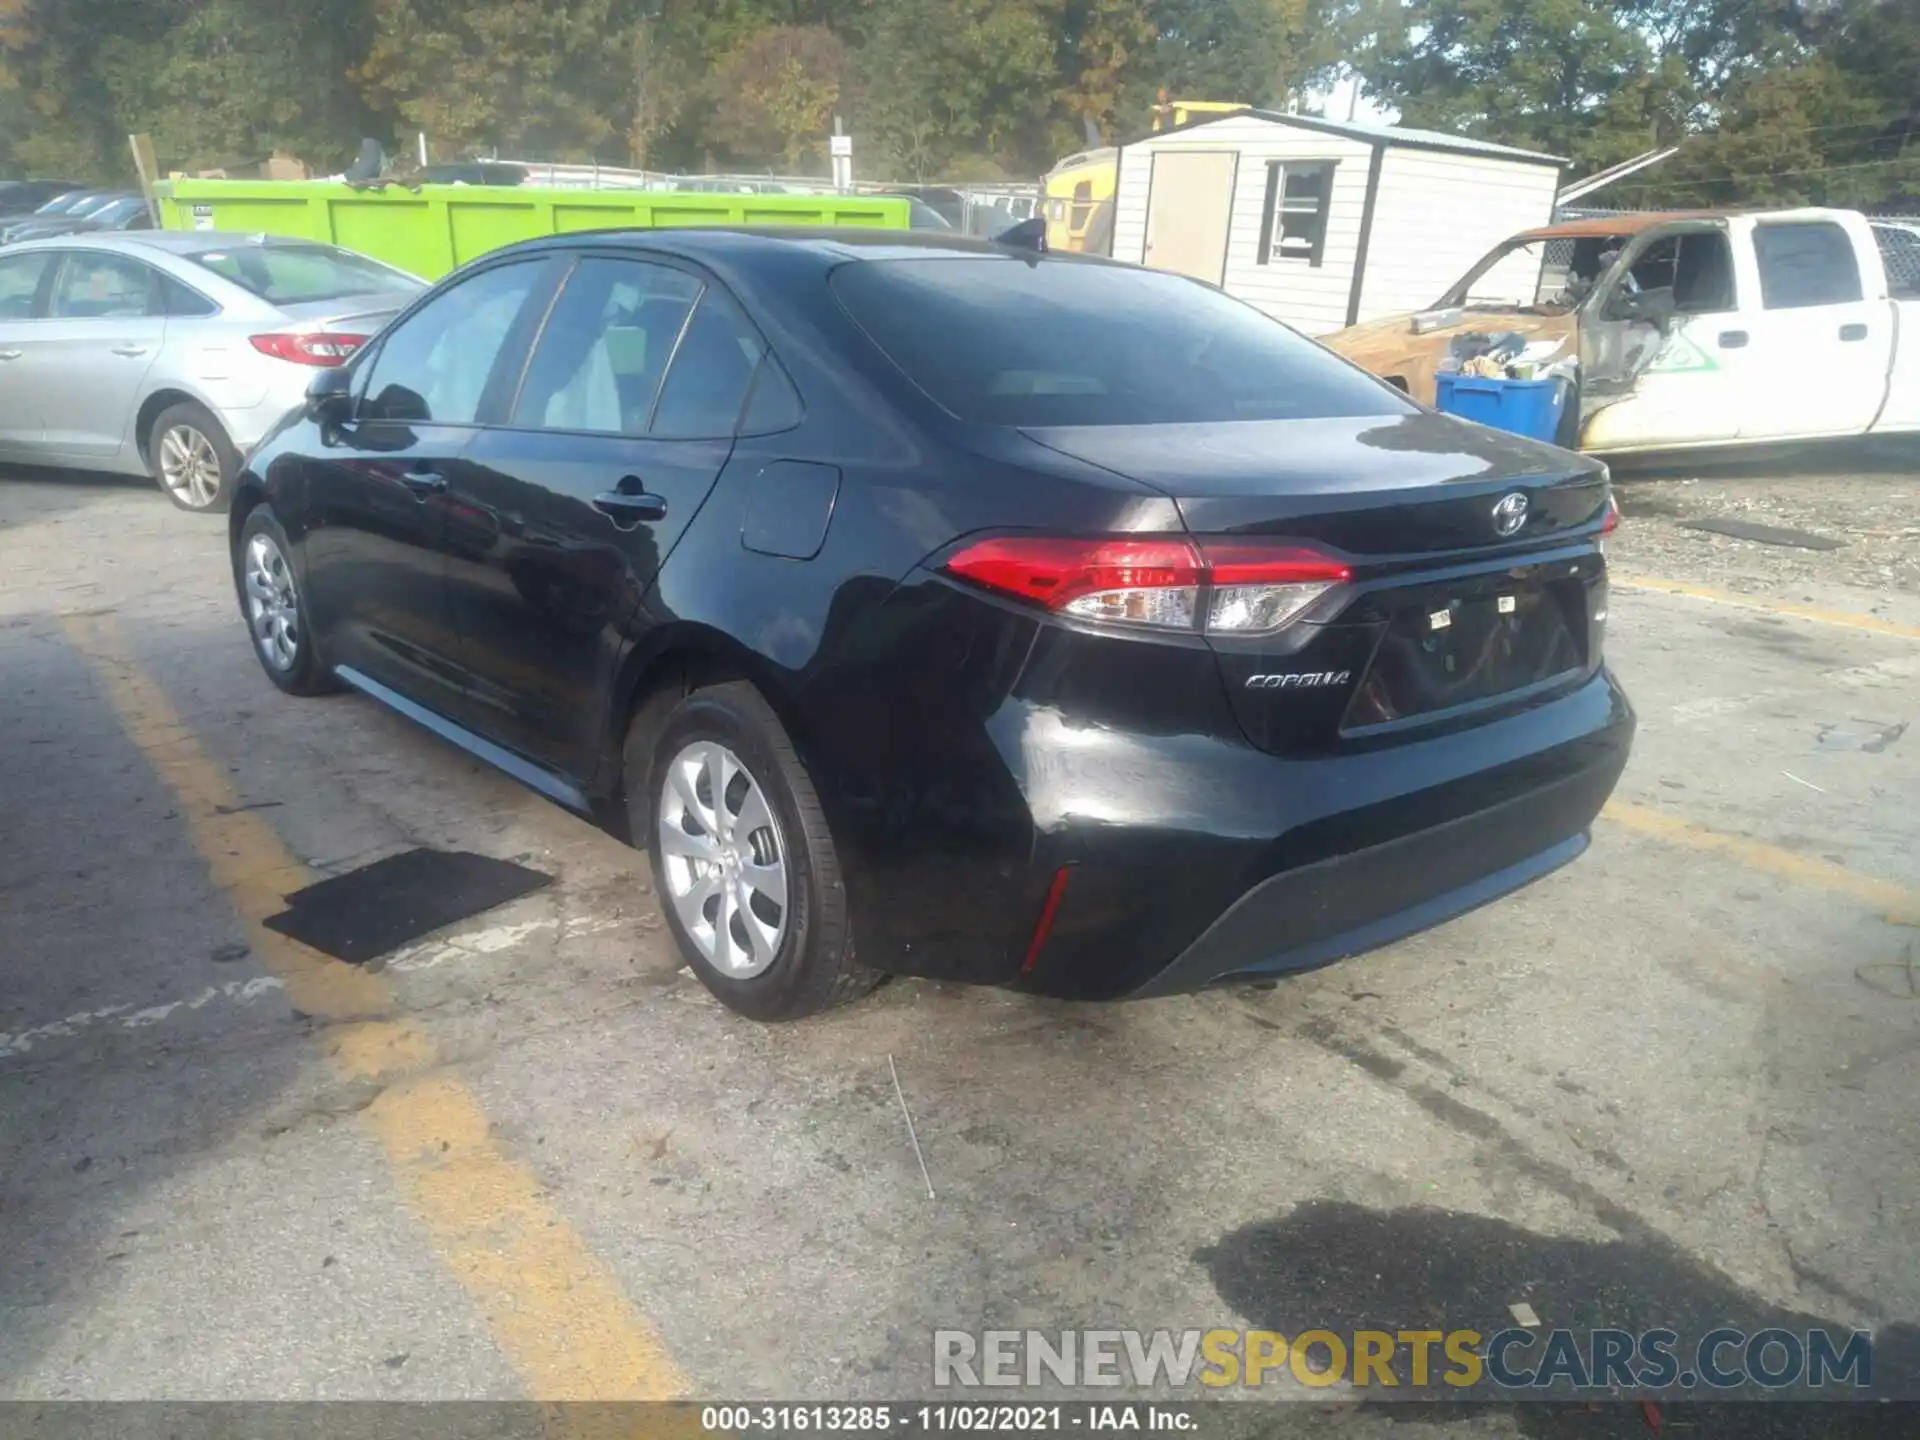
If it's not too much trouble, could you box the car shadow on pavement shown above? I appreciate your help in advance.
[1201,1200,1920,1437]
[0,606,309,1394]
[0,465,159,527]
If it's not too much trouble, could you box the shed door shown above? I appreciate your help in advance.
[1144,151,1236,285]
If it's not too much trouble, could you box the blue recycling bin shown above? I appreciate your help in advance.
[1434,373,1566,443]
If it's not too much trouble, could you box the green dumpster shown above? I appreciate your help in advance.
[152,180,913,279]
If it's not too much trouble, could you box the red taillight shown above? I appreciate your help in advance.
[249,331,369,367]
[1600,494,1621,534]
[942,535,1351,636]
[1021,866,1073,973]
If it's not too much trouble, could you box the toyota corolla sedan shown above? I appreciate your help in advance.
[229,228,1633,1021]
[0,232,422,511]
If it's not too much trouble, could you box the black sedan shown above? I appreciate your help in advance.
[230,228,1633,1021]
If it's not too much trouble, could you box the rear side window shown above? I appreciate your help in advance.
[159,274,218,317]
[511,258,701,435]
[650,288,765,438]
[0,252,51,319]
[50,253,157,318]
[740,354,803,433]
[831,257,1410,426]
[188,243,419,305]
[1753,222,1863,309]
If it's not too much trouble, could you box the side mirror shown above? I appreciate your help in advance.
[306,365,356,424]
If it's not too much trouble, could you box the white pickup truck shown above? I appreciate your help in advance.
[1324,207,1920,455]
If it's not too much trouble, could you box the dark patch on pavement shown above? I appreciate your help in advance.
[263,848,551,964]
[1681,519,1845,551]
[1199,1201,1920,1423]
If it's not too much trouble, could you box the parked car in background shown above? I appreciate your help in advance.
[227,227,1631,1022]
[0,180,87,218]
[0,191,100,244]
[2,193,152,243]
[0,231,423,511]
[1324,207,1920,456]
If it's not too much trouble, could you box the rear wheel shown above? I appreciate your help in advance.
[629,681,877,1021]
[234,507,337,696]
[149,401,237,514]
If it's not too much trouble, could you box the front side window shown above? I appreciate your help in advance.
[358,260,544,425]
[510,258,702,435]
[1754,222,1863,309]
[1616,231,1738,315]
[1262,162,1335,267]
[0,251,52,319]
[50,253,157,318]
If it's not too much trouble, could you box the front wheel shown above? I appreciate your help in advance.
[149,401,238,513]
[234,507,337,696]
[630,681,878,1021]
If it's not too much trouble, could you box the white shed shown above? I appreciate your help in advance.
[1109,111,1564,336]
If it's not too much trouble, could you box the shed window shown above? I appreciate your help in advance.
[1260,161,1336,267]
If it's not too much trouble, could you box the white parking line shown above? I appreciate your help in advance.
[0,976,287,1061]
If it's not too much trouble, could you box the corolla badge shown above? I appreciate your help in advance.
[1492,491,1530,537]
[1246,670,1352,690]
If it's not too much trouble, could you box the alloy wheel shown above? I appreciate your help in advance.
[159,424,222,509]
[243,532,301,673]
[658,740,790,978]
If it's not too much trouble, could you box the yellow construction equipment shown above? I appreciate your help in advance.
[1041,98,1247,253]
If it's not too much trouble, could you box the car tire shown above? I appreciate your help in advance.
[234,506,337,696]
[149,401,238,514]
[631,680,879,1021]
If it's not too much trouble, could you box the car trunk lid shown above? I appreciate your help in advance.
[1020,413,1612,755]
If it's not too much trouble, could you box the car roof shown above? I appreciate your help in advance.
[1512,211,1731,242]
[486,224,1120,272]
[5,228,336,255]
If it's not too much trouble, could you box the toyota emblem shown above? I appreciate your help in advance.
[1492,491,1529,537]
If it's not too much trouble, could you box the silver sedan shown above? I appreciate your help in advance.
[0,231,423,511]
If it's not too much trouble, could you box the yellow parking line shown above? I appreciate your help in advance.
[1603,799,1920,925]
[1612,574,1920,640]
[62,613,687,1402]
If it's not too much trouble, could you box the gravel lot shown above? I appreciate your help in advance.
[1612,437,1920,595]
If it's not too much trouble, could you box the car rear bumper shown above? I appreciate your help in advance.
[1128,756,1611,996]
[1008,667,1633,1000]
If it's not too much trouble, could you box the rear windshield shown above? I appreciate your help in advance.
[830,257,1410,426]
[186,243,419,304]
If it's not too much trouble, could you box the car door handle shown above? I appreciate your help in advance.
[111,345,150,358]
[1717,330,1748,349]
[1839,323,1868,342]
[401,463,448,498]
[592,490,668,527]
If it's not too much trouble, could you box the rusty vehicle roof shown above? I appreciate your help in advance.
[1515,210,1730,241]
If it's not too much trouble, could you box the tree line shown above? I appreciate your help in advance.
[0,0,1913,208]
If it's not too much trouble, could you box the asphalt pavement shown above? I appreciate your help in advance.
[2,462,1916,1432]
